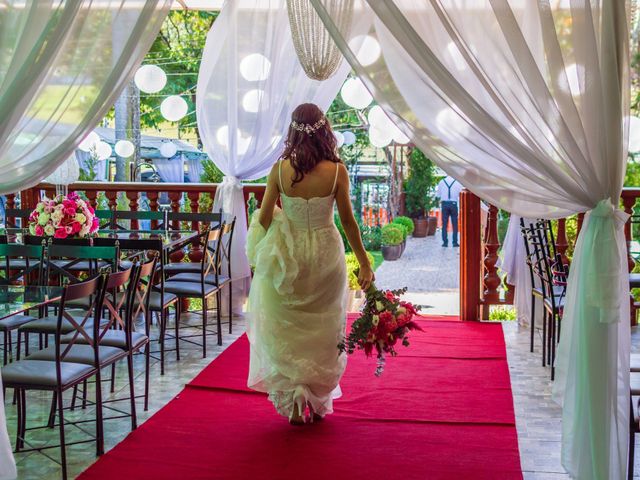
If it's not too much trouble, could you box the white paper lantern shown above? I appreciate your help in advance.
[242,89,264,113]
[159,141,178,158]
[114,140,135,158]
[46,155,80,186]
[160,95,188,122]
[95,141,112,161]
[340,78,373,110]
[134,64,167,94]
[342,131,356,145]
[629,116,640,153]
[369,125,392,148]
[334,131,345,148]
[391,126,410,144]
[349,35,381,67]
[240,53,271,82]
[78,131,100,152]
[368,105,393,129]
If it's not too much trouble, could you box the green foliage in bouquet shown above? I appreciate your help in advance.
[392,216,414,235]
[381,223,404,245]
[345,251,375,290]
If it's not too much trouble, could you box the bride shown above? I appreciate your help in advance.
[246,103,374,425]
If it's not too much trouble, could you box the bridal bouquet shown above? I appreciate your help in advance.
[339,282,422,376]
[28,192,99,239]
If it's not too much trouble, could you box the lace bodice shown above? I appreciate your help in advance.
[280,193,335,230]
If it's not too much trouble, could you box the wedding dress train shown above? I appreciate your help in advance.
[246,162,348,419]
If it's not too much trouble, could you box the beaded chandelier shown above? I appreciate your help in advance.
[287,0,354,81]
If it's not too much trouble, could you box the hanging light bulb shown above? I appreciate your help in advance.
[114,140,135,158]
[134,64,167,93]
[160,96,188,122]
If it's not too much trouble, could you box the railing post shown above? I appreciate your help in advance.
[556,218,570,266]
[148,191,159,230]
[126,191,139,230]
[85,190,98,210]
[5,194,16,226]
[168,191,184,263]
[460,189,481,321]
[187,191,203,263]
[482,205,501,308]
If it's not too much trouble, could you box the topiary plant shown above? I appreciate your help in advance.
[381,223,404,245]
[393,216,415,235]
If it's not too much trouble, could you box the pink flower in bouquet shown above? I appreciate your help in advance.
[91,217,99,232]
[64,206,76,217]
[35,225,44,236]
[384,290,396,302]
[64,225,73,235]
[29,193,98,239]
[54,228,67,239]
[70,222,82,234]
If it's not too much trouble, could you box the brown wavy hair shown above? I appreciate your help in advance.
[280,103,341,187]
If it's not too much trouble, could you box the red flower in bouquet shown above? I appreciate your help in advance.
[28,193,98,239]
[338,275,422,376]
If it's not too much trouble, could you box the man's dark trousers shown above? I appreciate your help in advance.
[441,201,458,246]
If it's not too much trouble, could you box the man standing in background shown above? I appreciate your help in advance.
[436,175,463,247]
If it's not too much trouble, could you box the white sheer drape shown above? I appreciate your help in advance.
[311,1,630,478]
[154,156,185,183]
[196,0,351,313]
[0,1,171,196]
[187,157,204,183]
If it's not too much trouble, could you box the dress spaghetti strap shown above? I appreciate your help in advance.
[278,159,284,193]
[331,162,339,195]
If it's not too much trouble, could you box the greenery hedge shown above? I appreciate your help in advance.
[392,216,415,235]
[381,223,404,245]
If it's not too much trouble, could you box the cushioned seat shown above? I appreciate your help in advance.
[1,359,94,388]
[50,259,110,271]
[166,272,230,286]
[543,294,565,312]
[18,315,102,335]
[631,273,640,289]
[0,315,38,331]
[164,262,201,275]
[163,280,220,297]
[119,260,134,270]
[27,344,126,365]
[61,330,148,350]
[49,295,94,310]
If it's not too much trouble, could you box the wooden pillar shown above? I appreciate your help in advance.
[168,191,184,263]
[85,190,98,210]
[483,205,501,305]
[556,218,570,265]
[187,191,203,263]
[126,191,139,230]
[148,192,159,230]
[460,189,481,321]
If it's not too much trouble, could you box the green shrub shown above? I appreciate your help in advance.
[393,216,415,235]
[345,251,375,290]
[489,306,517,321]
[362,224,382,250]
[381,224,404,245]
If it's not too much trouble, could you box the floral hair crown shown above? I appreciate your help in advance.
[291,117,326,135]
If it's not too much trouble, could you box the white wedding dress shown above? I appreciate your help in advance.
[246,161,348,419]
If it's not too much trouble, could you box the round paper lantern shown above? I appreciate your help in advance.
[160,95,188,122]
[78,131,100,152]
[46,155,80,186]
[340,78,373,110]
[216,125,230,146]
[240,53,271,82]
[629,116,640,153]
[369,125,392,148]
[342,131,356,145]
[95,141,112,161]
[367,105,393,129]
[349,35,381,67]
[114,140,135,158]
[159,141,178,158]
[134,64,167,94]
[391,126,410,144]
[242,89,264,113]
[334,131,345,148]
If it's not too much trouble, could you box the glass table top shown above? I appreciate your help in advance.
[0,285,64,321]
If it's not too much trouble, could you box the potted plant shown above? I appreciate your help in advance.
[392,216,414,253]
[381,223,404,261]
[404,147,438,237]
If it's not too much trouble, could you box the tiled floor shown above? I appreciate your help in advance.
[2,309,247,479]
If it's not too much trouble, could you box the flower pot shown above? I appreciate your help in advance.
[413,218,428,237]
[427,216,438,236]
[400,239,406,255]
[381,244,402,261]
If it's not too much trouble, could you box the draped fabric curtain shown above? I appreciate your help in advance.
[195,0,351,312]
[311,1,630,478]
[187,157,205,183]
[154,156,185,183]
[0,0,172,195]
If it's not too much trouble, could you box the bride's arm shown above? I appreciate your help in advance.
[334,164,374,290]
[258,163,280,230]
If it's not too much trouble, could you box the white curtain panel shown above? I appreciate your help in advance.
[154,156,185,183]
[187,157,205,183]
[311,1,630,478]
[0,0,172,195]
[195,0,351,311]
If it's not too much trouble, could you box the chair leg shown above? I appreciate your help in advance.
[202,298,208,358]
[144,344,150,411]
[47,391,57,428]
[110,363,116,393]
[24,332,30,357]
[20,389,26,450]
[542,310,547,367]
[57,387,68,480]
[95,370,104,456]
[175,302,181,362]
[82,380,88,409]
[228,284,233,335]
[216,290,222,346]
[126,355,137,430]
[15,388,22,451]
[160,308,166,376]
[2,331,7,366]
[530,294,536,353]
[70,385,78,411]
[16,330,22,361]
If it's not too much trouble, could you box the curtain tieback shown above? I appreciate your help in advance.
[216,175,244,214]
[582,198,629,320]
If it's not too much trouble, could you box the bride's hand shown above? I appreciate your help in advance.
[358,265,374,291]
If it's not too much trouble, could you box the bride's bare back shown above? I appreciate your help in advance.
[278,158,339,199]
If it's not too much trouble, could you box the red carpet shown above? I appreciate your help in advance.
[80,315,522,480]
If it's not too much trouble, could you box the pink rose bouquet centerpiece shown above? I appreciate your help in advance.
[28,192,99,239]
[339,279,423,376]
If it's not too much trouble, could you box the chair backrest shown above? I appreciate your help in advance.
[94,210,114,229]
[0,242,47,285]
[166,210,223,230]
[55,275,106,369]
[46,243,119,285]
[201,227,224,288]
[133,258,158,335]
[219,216,236,278]
[111,210,165,230]
[3,208,31,228]
[528,221,561,306]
